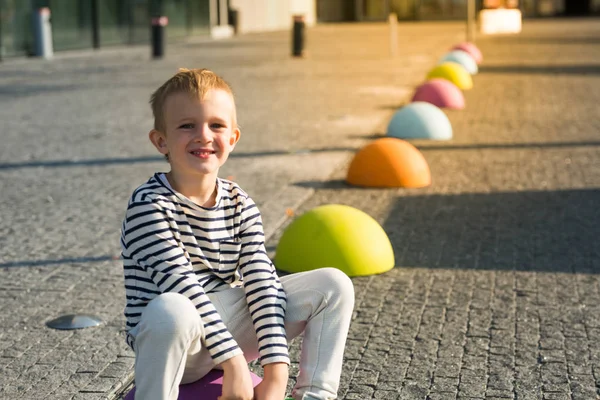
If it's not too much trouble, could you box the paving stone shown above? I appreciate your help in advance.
[567,363,593,376]
[541,393,571,400]
[399,380,429,399]
[427,392,457,400]
[379,364,409,383]
[569,376,599,400]
[405,366,434,382]
[485,393,514,400]
[373,390,400,400]
[457,385,487,399]
[376,381,402,392]
[430,376,458,392]
[352,368,379,386]
[514,386,542,400]
[346,384,375,399]
[437,344,463,360]
[538,350,566,364]
[539,339,563,350]
[541,382,570,393]
[81,376,117,393]
[434,359,462,379]
[464,338,489,357]
[3,17,600,400]
[487,373,514,391]
[51,371,96,396]
[72,393,105,400]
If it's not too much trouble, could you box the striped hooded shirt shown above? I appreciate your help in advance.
[120,173,289,366]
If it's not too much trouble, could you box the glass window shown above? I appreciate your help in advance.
[130,0,149,44]
[418,0,467,20]
[520,0,537,16]
[49,0,93,51]
[391,0,416,19]
[162,0,187,40]
[98,0,130,46]
[362,0,389,19]
[188,0,210,35]
[316,0,356,22]
[0,0,33,57]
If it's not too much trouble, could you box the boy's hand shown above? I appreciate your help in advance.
[218,355,254,400]
[253,363,289,400]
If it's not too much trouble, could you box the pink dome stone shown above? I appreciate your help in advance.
[452,42,483,64]
[124,370,263,400]
[411,79,465,110]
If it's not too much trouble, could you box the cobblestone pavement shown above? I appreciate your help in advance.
[2,17,599,400]
[266,18,600,400]
[0,21,466,400]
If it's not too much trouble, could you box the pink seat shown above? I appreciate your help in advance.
[411,79,465,110]
[452,42,483,65]
[124,369,263,400]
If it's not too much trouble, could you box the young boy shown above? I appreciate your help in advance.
[120,68,355,400]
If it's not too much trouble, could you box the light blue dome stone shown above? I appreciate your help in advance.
[439,50,478,75]
[386,102,453,140]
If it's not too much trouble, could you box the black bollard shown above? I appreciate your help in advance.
[292,15,305,57]
[228,8,240,35]
[151,16,168,59]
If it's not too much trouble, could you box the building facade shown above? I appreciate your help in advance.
[1,0,598,59]
[229,0,316,33]
[0,0,316,59]
[316,0,600,22]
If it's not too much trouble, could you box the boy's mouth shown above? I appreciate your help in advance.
[190,150,216,158]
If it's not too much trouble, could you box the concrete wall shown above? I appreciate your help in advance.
[534,0,564,15]
[316,0,356,22]
[229,0,316,33]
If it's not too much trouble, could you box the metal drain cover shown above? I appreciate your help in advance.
[46,314,103,330]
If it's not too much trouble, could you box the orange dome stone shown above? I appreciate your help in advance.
[346,138,431,188]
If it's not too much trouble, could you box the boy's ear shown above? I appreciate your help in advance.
[149,129,169,155]
[229,127,241,147]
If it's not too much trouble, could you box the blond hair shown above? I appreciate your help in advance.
[150,68,237,132]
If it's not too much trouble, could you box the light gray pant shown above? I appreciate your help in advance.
[129,268,355,400]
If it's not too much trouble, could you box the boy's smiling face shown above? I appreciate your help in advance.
[150,88,240,180]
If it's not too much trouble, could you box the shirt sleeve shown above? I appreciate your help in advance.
[238,196,290,366]
[121,199,243,365]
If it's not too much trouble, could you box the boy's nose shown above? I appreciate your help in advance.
[195,124,212,141]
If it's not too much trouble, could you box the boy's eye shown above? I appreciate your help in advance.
[179,123,194,129]
[210,123,226,129]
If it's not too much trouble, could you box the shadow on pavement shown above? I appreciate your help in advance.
[343,138,600,150]
[0,65,124,80]
[501,36,600,45]
[293,179,350,190]
[479,64,600,75]
[377,102,410,111]
[185,39,279,49]
[0,255,117,268]
[0,147,358,170]
[415,140,600,151]
[5,189,598,276]
[0,83,85,99]
[383,188,599,273]
[0,155,166,170]
[348,133,385,140]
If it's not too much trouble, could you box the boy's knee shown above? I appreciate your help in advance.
[142,293,198,336]
[315,268,355,304]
